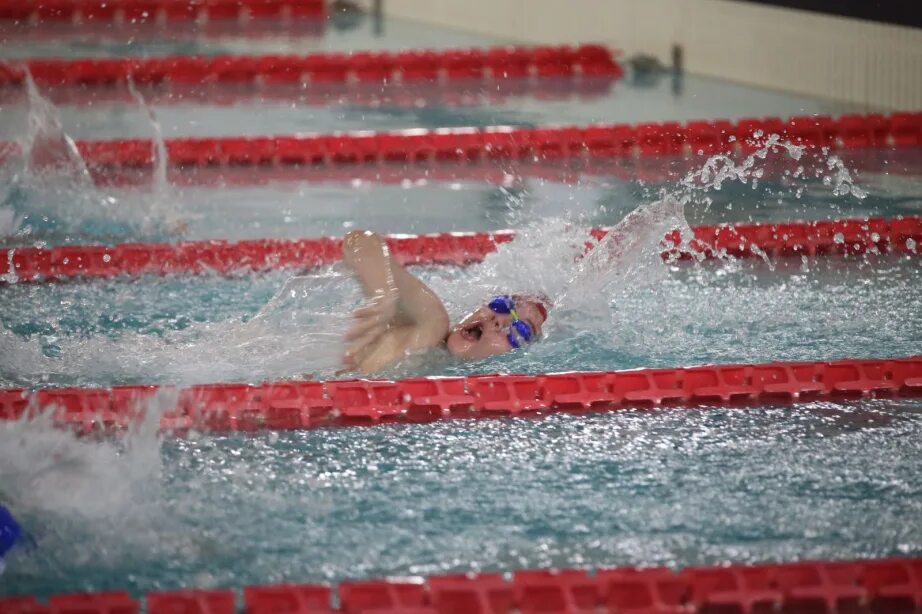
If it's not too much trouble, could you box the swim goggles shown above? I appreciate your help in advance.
[488,295,535,349]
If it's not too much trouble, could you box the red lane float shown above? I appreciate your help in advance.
[0,112,914,177]
[3,557,921,614]
[0,16,326,46]
[0,0,325,24]
[0,44,623,89]
[1,356,920,434]
[4,216,921,283]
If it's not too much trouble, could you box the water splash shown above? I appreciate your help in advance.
[824,151,867,199]
[0,271,354,387]
[22,73,94,187]
[0,208,22,240]
[683,135,799,195]
[0,404,162,518]
[422,133,874,374]
[0,73,184,244]
[674,133,872,251]
[1,249,17,284]
[126,78,187,234]
[0,397,160,554]
[0,135,876,387]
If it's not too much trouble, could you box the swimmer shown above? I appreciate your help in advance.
[342,230,548,374]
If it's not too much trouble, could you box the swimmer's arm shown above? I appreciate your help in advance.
[342,231,449,368]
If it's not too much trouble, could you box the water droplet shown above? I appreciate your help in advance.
[907,238,917,251]
[102,254,111,263]
[833,233,845,244]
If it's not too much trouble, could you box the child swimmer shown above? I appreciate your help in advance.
[342,230,549,374]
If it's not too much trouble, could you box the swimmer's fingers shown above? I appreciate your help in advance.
[345,314,375,339]
[346,323,387,357]
[346,307,387,340]
[345,321,382,346]
[351,302,382,319]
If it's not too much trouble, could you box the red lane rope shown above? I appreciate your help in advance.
[3,557,921,613]
[2,356,920,434]
[0,113,916,177]
[0,0,325,24]
[0,44,622,89]
[0,17,326,44]
[4,216,921,283]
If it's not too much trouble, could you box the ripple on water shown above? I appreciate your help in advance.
[3,398,921,596]
[1,254,921,388]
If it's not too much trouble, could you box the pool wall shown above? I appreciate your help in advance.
[373,0,922,110]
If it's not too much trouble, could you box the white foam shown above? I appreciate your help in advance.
[0,72,186,242]
[0,272,355,387]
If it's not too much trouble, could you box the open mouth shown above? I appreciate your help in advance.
[460,322,483,342]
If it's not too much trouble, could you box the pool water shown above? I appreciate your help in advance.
[3,398,921,597]
[3,138,920,246]
[1,253,921,388]
[0,71,859,144]
[1,10,921,603]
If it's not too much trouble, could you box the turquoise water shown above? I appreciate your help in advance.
[0,72,857,143]
[107,147,922,241]
[1,11,921,603]
[3,398,922,598]
[2,146,920,246]
[1,255,920,388]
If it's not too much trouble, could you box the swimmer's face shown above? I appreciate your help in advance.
[445,296,547,360]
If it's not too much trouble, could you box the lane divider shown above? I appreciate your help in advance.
[0,44,623,89]
[0,15,326,44]
[2,356,920,434]
[0,0,326,24]
[0,113,915,176]
[3,556,921,613]
[4,216,921,283]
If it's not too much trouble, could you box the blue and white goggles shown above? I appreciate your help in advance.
[487,295,536,349]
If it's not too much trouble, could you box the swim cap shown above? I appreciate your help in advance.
[535,302,548,321]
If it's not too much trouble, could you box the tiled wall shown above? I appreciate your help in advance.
[374,0,922,110]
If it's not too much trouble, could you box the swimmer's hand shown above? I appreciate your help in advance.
[341,230,449,373]
[344,291,399,365]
